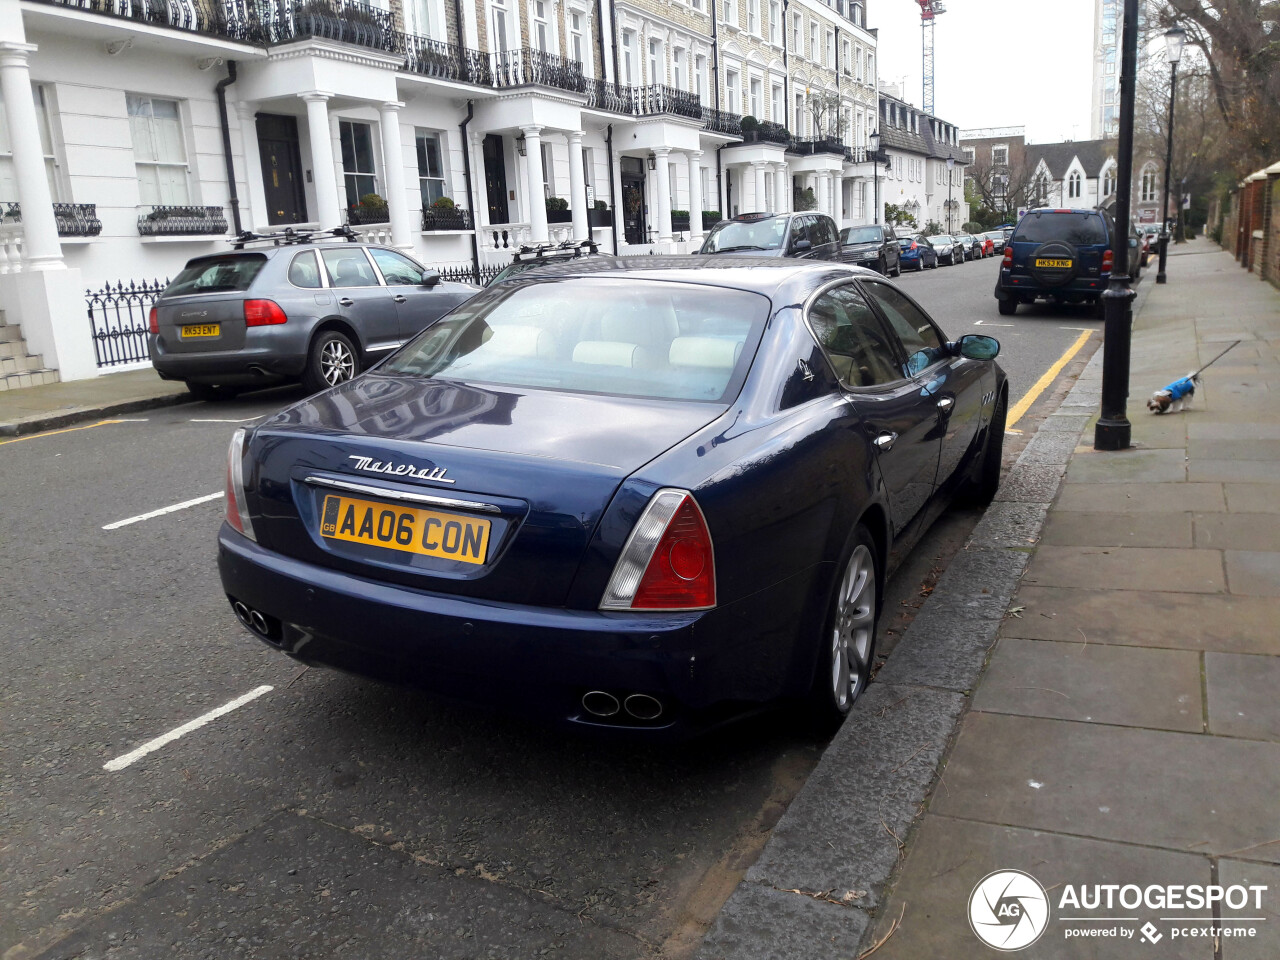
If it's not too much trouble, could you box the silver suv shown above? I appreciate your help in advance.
[149,229,478,398]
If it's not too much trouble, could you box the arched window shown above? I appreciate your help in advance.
[1067,170,1082,199]
[1141,165,1158,202]
[1102,165,1115,197]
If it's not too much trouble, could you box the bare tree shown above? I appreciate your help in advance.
[807,91,846,139]
[966,150,1039,219]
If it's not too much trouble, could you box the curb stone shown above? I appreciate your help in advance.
[0,391,195,438]
[695,339,1108,959]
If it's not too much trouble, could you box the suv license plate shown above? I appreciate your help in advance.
[181,323,220,338]
[1035,258,1073,269]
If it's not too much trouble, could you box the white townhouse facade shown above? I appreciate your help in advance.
[0,0,884,384]
[874,86,965,233]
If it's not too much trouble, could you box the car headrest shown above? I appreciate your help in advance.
[572,341,640,367]
[485,325,556,358]
[669,336,743,369]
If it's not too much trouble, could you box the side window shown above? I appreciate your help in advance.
[369,247,425,285]
[861,281,949,377]
[820,218,838,245]
[790,216,810,248]
[288,250,321,288]
[320,248,378,288]
[806,283,902,387]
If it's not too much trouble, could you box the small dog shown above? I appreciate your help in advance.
[1147,374,1198,414]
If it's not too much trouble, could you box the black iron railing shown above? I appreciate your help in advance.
[347,204,390,225]
[422,207,474,230]
[400,33,492,84]
[279,0,395,48]
[743,121,792,146]
[790,136,848,157]
[137,205,229,236]
[434,262,503,285]
[31,0,268,43]
[492,48,586,94]
[86,278,167,367]
[585,81,701,119]
[0,202,103,237]
[702,107,743,137]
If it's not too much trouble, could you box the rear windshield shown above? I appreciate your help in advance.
[842,226,884,244]
[928,236,953,244]
[382,277,770,403]
[1013,213,1108,246]
[165,255,267,297]
[898,238,916,248]
[701,217,788,253]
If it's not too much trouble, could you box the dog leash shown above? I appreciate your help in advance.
[1190,340,1242,379]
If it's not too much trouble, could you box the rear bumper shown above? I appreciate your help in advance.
[996,271,1108,302]
[150,327,310,383]
[218,526,823,735]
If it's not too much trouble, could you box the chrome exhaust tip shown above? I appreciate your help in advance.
[249,610,269,636]
[233,601,252,627]
[582,690,620,717]
[624,693,663,721]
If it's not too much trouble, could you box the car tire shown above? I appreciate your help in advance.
[805,523,880,730]
[892,261,902,277]
[961,391,1007,506]
[878,255,887,275]
[997,297,1018,316]
[303,330,360,394]
[185,382,239,402]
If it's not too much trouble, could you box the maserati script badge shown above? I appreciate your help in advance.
[347,455,454,484]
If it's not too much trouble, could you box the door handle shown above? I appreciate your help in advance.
[338,297,354,307]
[936,396,955,413]
[873,431,897,452]
[393,295,407,303]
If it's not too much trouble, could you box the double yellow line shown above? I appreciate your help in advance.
[1006,329,1094,429]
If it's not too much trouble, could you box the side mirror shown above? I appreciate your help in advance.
[956,334,1000,361]
[1129,238,1139,249]
[793,238,813,252]
[421,270,442,287]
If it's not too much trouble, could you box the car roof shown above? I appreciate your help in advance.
[481,254,879,297]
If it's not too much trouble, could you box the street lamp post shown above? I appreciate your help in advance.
[1094,0,1142,451]
[946,156,955,233]
[1156,26,1186,284]
[870,129,880,224]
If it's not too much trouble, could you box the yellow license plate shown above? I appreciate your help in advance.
[1034,258,1073,269]
[181,323,220,338]
[319,494,490,565]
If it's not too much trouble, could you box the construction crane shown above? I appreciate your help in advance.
[916,0,945,115]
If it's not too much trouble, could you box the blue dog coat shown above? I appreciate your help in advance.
[1162,376,1195,400]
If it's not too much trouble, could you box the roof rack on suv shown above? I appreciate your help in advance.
[509,238,599,262]
[230,225,361,250]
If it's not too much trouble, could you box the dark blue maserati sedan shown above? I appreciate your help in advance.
[219,257,1007,734]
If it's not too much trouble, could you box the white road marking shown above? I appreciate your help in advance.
[103,685,274,772]
[974,320,1014,327]
[190,416,262,423]
[102,491,222,530]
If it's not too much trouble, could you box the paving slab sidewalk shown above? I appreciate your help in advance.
[0,368,190,437]
[698,239,1280,959]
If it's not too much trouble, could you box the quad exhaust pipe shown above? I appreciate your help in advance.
[581,690,664,721]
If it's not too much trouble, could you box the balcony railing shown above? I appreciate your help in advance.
[347,204,390,225]
[702,107,743,137]
[584,81,701,119]
[2,201,104,237]
[137,205,229,236]
[492,48,586,94]
[790,136,850,157]
[741,121,792,146]
[32,0,268,43]
[400,33,492,85]
[422,207,474,231]
[271,0,396,49]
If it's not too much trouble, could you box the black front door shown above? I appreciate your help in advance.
[621,156,647,244]
[483,134,509,224]
[256,113,306,226]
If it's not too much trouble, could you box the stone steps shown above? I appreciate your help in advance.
[0,316,61,390]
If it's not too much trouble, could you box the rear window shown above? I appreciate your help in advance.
[382,277,770,403]
[165,255,266,297]
[1013,213,1108,246]
[843,226,884,244]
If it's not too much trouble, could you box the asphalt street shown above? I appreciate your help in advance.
[0,255,1102,959]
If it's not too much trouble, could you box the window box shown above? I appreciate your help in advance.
[670,212,691,231]
[589,207,613,227]
[547,209,574,224]
[422,207,475,231]
[137,205,228,236]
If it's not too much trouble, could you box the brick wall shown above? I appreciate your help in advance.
[1266,175,1280,289]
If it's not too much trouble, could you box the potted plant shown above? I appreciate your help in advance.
[740,115,760,142]
[432,196,456,210]
[701,209,722,224]
[589,199,612,227]
[670,209,691,231]
[545,195,572,223]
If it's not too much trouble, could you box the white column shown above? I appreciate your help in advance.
[815,174,827,220]
[469,130,489,229]
[301,92,341,229]
[687,150,704,240]
[0,44,61,269]
[237,102,268,232]
[753,161,767,215]
[774,162,787,213]
[378,101,413,248]
[522,125,548,242]
[830,173,840,221]
[567,130,589,240]
[653,146,672,242]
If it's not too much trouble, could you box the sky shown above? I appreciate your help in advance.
[870,0,1096,144]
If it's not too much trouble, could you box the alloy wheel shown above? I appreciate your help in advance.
[321,338,356,385]
[831,544,876,708]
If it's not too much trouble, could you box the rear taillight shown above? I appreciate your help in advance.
[1102,249,1114,273]
[600,489,716,611]
[1002,246,1013,266]
[148,306,159,335]
[909,240,918,250]
[225,428,256,541]
[244,299,288,326]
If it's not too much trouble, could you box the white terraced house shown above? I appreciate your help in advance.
[0,0,891,384]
